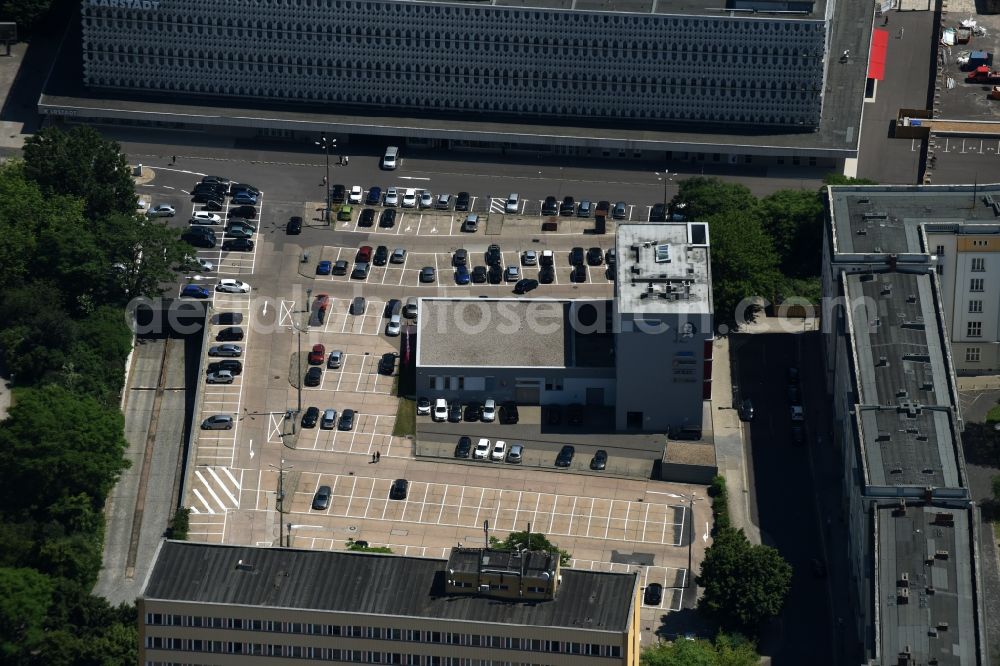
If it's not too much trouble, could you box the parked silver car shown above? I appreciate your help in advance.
[208,344,243,357]
[200,414,234,430]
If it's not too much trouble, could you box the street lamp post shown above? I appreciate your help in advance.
[655,170,671,214]
[315,133,336,223]
[268,459,293,547]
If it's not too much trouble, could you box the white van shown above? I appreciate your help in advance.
[382,146,399,170]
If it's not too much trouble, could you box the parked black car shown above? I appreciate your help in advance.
[555,445,575,467]
[464,402,482,422]
[378,353,396,375]
[304,366,322,386]
[389,478,409,500]
[455,191,471,211]
[207,360,243,375]
[542,196,559,216]
[560,196,575,216]
[373,245,389,266]
[455,436,472,458]
[650,203,667,222]
[301,406,320,428]
[329,183,346,204]
[216,327,244,341]
[499,402,519,424]
[358,208,375,227]
[286,216,303,234]
[513,279,539,294]
[590,449,608,470]
[379,209,396,228]
[448,402,463,423]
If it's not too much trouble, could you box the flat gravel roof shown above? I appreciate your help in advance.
[418,298,569,368]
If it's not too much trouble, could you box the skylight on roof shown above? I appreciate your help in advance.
[655,244,671,263]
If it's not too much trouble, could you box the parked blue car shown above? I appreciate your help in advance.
[365,186,382,206]
[181,284,211,299]
[232,191,258,205]
[455,264,470,285]
[316,260,332,275]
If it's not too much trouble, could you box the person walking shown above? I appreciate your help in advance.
[371,453,376,464]
[171,155,176,164]
[375,450,381,462]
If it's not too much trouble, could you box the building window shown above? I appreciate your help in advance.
[967,347,981,362]
[971,278,985,292]
[972,257,986,272]
[970,300,983,313]
[968,321,983,337]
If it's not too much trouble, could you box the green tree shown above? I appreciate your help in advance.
[640,633,758,666]
[22,126,136,219]
[674,178,760,221]
[488,530,571,566]
[0,385,130,518]
[705,208,782,329]
[0,566,54,659]
[823,173,877,186]
[697,527,792,632]
[0,0,55,35]
[759,189,825,278]
[97,212,188,300]
[0,162,67,292]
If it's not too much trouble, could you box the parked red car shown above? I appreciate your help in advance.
[308,344,326,365]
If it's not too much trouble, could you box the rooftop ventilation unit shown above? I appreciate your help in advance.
[857,228,868,236]
[655,244,671,263]
[907,294,917,304]
[881,281,892,295]
[864,212,889,220]
[934,512,955,527]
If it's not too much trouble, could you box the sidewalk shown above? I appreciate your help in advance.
[710,336,761,545]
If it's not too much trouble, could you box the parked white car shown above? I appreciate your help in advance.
[473,438,491,460]
[384,187,399,207]
[419,191,433,208]
[402,189,417,208]
[432,398,448,422]
[147,204,175,217]
[216,279,251,293]
[490,440,507,461]
[482,399,496,423]
[348,185,363,204]
[190,211,222,225]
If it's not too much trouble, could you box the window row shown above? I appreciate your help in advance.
[86,3,823,33]
[145,637,581,664]
[142,619,623,657]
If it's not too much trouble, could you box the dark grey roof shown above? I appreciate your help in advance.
[411,0,827,18]
[876,504,979,666]
[829,184,1000,255]
[142,541,636,633]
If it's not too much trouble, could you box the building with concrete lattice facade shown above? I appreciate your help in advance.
[80,0,828,129]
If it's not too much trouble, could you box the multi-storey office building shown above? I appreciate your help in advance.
[138,541,641,666]
[822,185,989,665]
[80,0,825,129]
[43,0,870,163]
[415,222,712,434]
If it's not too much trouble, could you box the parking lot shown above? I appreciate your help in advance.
[163,167,707,627]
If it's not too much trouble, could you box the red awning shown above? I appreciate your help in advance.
[868,28,889,80]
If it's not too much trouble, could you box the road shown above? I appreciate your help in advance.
[730,332,840,665]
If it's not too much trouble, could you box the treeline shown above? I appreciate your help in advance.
[0,126,186,664]
[672,174,874,330]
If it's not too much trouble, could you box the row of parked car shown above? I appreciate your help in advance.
[198,311,249,426]
[453,437,607,470]
[330,184,473,212]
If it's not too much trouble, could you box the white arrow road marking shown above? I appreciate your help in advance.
[249,438,254,460]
